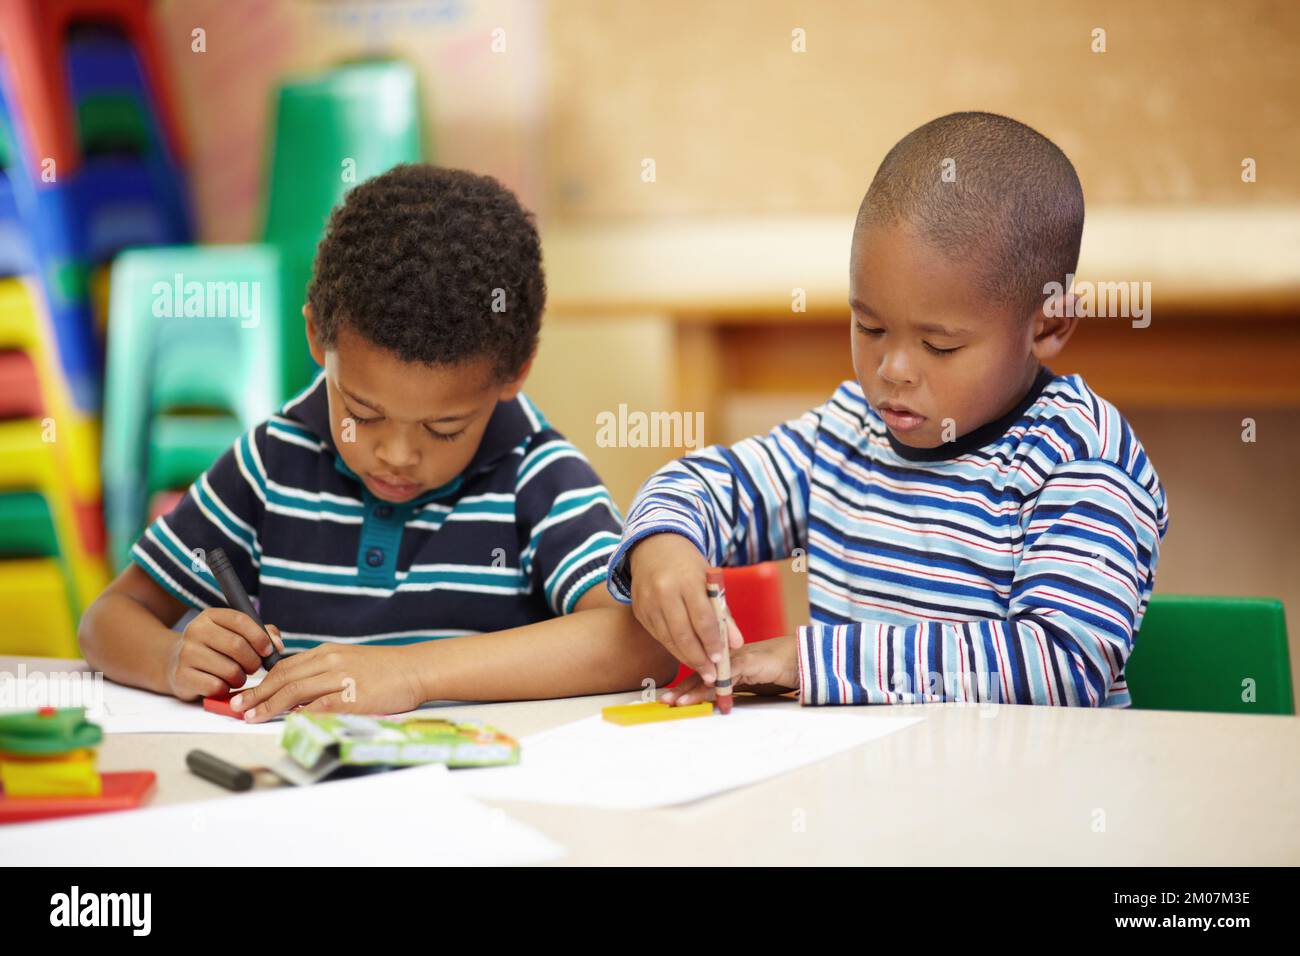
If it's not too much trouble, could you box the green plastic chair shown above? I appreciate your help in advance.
[0,491,58,556]
[150,318,244,412]
[145,413,243,494]
[77,92,151,156]
[1127,595,1295,715]
[261,59,424,393]
[103,245,285,570]
[0,110,12,169]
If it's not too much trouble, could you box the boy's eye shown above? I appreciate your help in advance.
[856,322,884,336]
[924,342,962,355]
[346,410,381,425]
[426,427,465,442]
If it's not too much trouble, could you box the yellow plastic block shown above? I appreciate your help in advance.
[602,700,713,725]
[0,748,101,797]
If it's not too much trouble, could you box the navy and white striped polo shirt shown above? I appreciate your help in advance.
[132,373,623,651]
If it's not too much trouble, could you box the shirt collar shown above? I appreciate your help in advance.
[885,364,1056,463]
[282,371,546,503]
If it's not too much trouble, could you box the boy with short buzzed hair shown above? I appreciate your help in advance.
[612,112,1169,708]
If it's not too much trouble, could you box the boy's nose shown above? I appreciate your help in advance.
[878,351,918,386]
[375,433,420,469]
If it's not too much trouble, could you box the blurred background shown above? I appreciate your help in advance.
[1,0,1297,693]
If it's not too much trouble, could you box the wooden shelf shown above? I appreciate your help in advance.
[544,207,1300,317]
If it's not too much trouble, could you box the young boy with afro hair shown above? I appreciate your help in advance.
[82,165,677,719]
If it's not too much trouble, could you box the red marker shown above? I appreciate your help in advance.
[706,569,733,715]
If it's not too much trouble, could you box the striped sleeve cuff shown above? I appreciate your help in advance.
[798,622,890,706]
[130,517,226,610]
[606,523,709,603]
[545,531,622,615]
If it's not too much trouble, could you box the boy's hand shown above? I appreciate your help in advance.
[230,644,426,722]
[660,634,800,706]
[628,534,744,684]
[165,608,283,701]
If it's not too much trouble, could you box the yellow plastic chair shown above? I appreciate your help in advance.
[0,558,79,657]
[0,418,107,629]
[0,278,101,502]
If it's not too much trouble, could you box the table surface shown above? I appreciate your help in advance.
[4,656,1298,865]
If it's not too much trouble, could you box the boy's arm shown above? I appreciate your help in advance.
[80,425,274,698]
[233,566,679,718]
[411,585,678,700]
[605,405,823,602]
[799,460,1168,706]
[79,564,189,694]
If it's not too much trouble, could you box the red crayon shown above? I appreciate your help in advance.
[706,569,733,715]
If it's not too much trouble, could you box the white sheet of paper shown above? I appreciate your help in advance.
[456,706,924,810]
[0,763,565,866]
[0,666,281,733]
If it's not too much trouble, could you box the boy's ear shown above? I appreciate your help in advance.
[304,304,326,367]
[1029,293,1079,362]
[495,352,535,402]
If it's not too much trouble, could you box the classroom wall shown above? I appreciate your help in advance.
[543,0,1300,221]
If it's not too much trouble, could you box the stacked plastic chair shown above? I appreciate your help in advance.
[0,0,192,655]
[0,278,109,657]
[103,58,425,571]
[0,0,191,410]
[104,246,286,571]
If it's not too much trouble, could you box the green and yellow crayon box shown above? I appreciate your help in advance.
[282,712,520,771]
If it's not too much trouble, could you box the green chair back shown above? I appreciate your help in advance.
[1127,595,1295,715]
[77,92,151,156]
[0,491,57,556]
[261,59,424,393]
[103,244,284,570]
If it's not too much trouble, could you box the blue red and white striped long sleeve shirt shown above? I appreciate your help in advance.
[607,366,1169,707]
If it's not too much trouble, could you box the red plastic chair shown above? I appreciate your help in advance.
[0,0,187,177]
[146,488,184,523]
[666,561,788,688]
[0,349,43,417]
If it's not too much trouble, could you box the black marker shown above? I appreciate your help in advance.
[208,546,282,671]
[187,749,254,791]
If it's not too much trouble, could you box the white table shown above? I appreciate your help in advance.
[4,656,1297,864]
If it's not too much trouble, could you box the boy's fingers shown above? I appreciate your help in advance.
[686,586,724,662]
[244,673,338,721]
[654,600,697,669]
[661,673,701,704]
[231,648,319,711]
[670,674,715,707]
[265,624,286,654]
[300,692,346,714]
[201,624,263,675]
[181,670,229,700]
[185,643,246,691]
[726,614,745,650]
[664,597,714,682]
[206,608,277,658]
